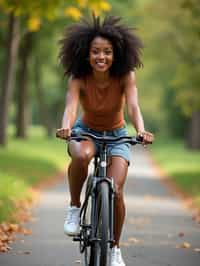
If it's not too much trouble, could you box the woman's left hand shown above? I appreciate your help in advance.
[137,131,154,146]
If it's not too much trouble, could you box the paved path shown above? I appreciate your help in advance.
[0,147,200,266]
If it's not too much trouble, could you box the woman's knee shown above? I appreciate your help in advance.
[73,151,92,165]
[71,145,95,166]
[69,141,95,165]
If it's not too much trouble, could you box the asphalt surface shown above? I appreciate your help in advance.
[0,146,200,266]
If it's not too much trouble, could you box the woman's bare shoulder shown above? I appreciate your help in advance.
[120,71,136,87]
[68,76,85,89]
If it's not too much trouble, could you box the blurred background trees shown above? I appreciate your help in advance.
[0,0,199,149]
[137,0,200,149]
[0,0,111,145]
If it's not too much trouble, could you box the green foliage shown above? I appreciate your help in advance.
[0,0,112,31]
[141,0,200,116]
[29,27,67,127]
[150,136,200,207]
[0,0,112,136]
[0,173,28,221]
[109,0,200,137]
[0,126,68,221]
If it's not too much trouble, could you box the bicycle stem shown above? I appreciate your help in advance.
[99,143,107,177]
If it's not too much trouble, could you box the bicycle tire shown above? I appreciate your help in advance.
[82,175,101,266]
[90,181,110,266]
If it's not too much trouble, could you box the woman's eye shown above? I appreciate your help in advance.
[92,50,98,54]
[105,50,112,55]
[91,49,112,56]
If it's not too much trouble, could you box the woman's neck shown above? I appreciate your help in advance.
[91,70,111,82]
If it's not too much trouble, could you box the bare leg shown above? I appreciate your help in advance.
[107,156,128,247]
[67,140,96,207]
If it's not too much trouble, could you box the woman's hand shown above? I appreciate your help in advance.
[56,128,71,139]
[137,131,154,146]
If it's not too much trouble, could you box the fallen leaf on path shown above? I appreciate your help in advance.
[120,242,130,247]
[74,259,81,264]
[0,246,8,252]
[20,228,32,236]
[1,223,10,232]
[9,224,20,232]
[0,233,9,241]
[0,223,32,253]
[192,212,200,224]
[128,237,141,244]
[0,188,39,253]
[24,251,31,255]
[178,232,185,237]
[16,250,31,255]
[179,242,191,249]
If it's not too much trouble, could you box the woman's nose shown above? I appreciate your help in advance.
[98,52,105,59]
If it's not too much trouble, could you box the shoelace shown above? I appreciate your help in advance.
[66,208,79,224]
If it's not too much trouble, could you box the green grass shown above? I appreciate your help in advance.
[0,126,69,222]
[150,136,200,207]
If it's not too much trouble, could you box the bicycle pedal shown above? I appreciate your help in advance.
[73,235,81,242]
[80,224,91,229]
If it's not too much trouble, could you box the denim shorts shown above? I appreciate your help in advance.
[71,118,131,164]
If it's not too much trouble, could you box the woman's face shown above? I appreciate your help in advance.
[89,36,114,73]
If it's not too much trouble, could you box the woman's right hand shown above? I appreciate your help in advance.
[56,128,71,139]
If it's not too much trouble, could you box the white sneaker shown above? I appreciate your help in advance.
[110,246,126,266]
[64,206,80,236]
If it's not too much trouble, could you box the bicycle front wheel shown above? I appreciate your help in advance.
[94,181,110,266]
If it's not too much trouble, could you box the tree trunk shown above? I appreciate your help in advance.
[34,56,53,137]
[0,13,20,146]
[16,32,33,138]
[186,111,200,150]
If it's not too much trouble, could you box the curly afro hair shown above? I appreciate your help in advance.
[59,14,143,78]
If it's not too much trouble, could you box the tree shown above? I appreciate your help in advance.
[0,0,111,145]
[136,0,200,148]
[15,31,33,138]
[0,12,20,145]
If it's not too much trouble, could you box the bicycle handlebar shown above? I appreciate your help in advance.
[68,130,143,146]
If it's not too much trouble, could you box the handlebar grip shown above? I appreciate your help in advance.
[56,130,69,140]
[136,135,143,142]
[136,135,153,144]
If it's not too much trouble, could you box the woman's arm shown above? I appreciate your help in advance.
[124,71,154,144]
[124,71,145,133]
[57,76,81,139]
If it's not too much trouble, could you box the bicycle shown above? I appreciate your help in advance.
[60,130,143,266]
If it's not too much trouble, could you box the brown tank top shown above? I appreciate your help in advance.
[80,75,125,131]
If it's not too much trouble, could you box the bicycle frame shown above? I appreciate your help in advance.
[76,140,115,250]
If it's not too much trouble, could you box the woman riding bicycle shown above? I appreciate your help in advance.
[56,15,154,266]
